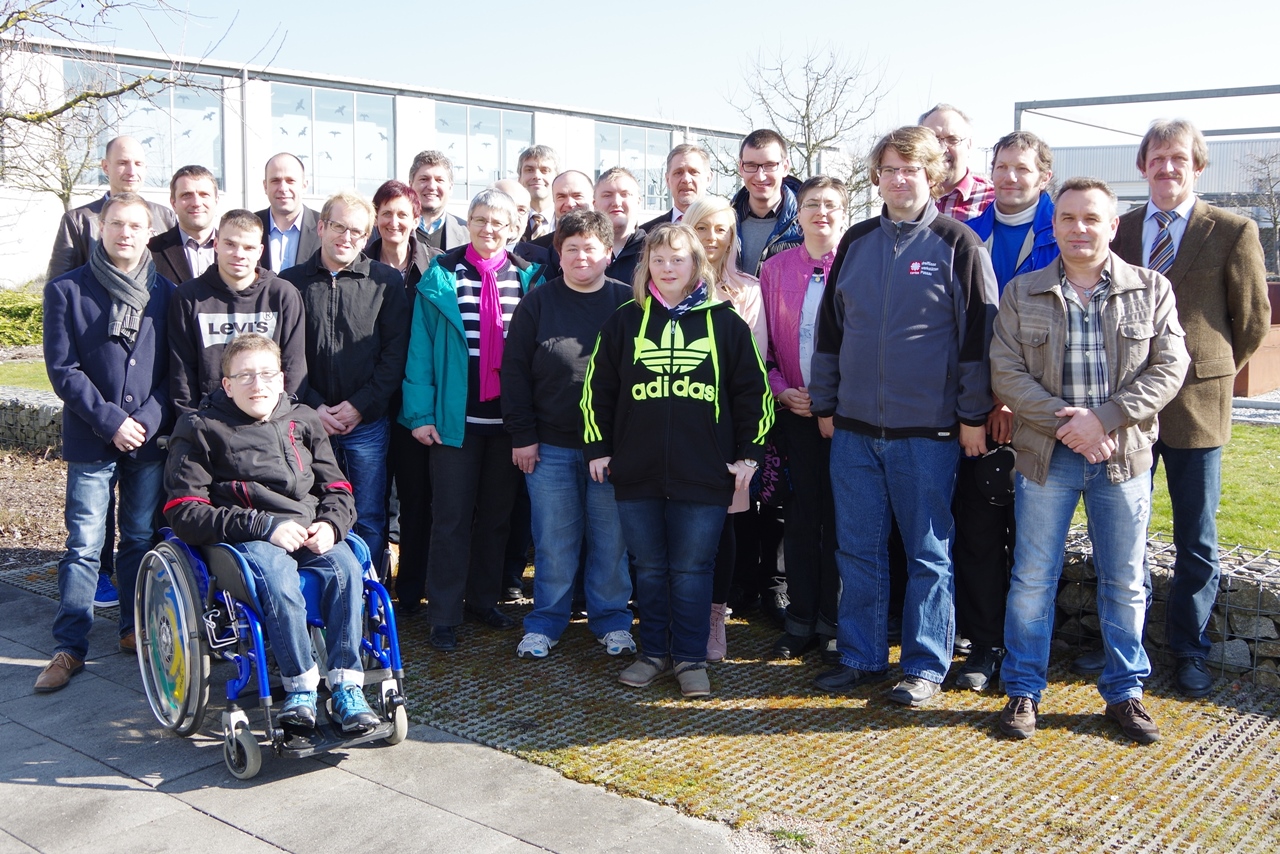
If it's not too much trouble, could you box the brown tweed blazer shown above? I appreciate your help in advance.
[1113,200,1271,448]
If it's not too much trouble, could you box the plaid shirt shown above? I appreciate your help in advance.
[1059,266,1112,409]
[936,171,995,222]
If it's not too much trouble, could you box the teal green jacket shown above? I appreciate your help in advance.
[398,247,543,447]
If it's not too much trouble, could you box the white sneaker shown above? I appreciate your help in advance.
[516,632,556,659]
[598,630,637,656]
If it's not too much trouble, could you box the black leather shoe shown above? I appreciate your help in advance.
[812,664,889,693]
[1175,657,1213,698]
[770,632,818,660]
[430,625,457,651]
[466,606,515,629]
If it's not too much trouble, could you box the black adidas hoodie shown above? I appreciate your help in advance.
[581,293,773,506]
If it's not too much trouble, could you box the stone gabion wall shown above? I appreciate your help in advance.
[1056,530,1280,688]
[0,386,62,455]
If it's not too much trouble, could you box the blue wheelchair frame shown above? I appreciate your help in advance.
[134,528,408,780]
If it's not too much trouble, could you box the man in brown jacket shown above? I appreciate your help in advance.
[1074,119,1271,697]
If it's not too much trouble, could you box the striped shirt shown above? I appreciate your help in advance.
[936,171,995,222]
[451,256,524,432]
[1060,266,1112,409]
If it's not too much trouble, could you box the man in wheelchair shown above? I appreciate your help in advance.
[162,332,380,733]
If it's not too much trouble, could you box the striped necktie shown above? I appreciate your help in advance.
[1148,210,1179,274]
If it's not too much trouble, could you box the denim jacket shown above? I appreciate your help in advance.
[990,254,1189,485]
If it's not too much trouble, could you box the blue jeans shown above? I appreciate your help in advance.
[617,498,726,663]
[53,457,164,659]
[1003,444,1151,705]
[830,430,959,682]
[1154,441,1222,660]
[523,443,632,640]
[330,416,390,564]
[235,539,364,691]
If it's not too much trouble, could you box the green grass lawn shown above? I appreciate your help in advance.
[0,361,51,392]
[1073,422,1280,550]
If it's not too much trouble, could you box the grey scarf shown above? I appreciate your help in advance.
[89,239,156,346]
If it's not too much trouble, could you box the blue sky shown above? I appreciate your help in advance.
[104,0,1280,158]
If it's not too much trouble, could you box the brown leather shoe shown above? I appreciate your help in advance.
[1105,697,1160,744]
[119,632,136,653]
[34,652,85,693]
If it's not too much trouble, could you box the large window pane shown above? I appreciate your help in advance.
[271,83,313,178]
[355,93,394,196]
[436,102,468,194]
[313,89,354,195]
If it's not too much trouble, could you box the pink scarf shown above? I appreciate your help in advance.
[466,245,509,401]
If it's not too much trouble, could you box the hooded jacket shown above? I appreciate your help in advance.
[280,250,411,422]
[731,174,804,274]
[581,292,774,506]
[168,265,308,413]
[163,389,355,545]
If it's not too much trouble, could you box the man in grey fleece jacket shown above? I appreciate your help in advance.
[808,126,997,707]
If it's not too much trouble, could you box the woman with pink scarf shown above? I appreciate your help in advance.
[399,188,544,652]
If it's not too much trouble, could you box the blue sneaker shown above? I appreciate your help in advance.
[279,691,317,728]
[93,574,119,608]
[332,682,379,733]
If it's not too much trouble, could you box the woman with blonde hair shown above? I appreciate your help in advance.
[683,195,771,662]
[582,223,772,697]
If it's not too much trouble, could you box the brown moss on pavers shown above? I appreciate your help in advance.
[397,602,1280,854]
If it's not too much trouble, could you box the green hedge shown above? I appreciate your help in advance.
[0,292,42,346]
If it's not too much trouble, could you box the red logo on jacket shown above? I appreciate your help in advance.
[908,261,923,275]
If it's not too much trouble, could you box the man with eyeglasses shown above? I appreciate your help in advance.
[163,332,380,733]
[410,150,468,251]
[255,152,321,272]
[48,136,177,281]
[36,192,175,693]
[169,209,308,414]
[595,167,646,284]
[920,104,994,223]
[809,126,997,708]
[280,192,410,564]
[732,129,803,275]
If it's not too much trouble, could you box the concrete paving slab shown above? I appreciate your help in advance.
[60,810,286,854]
[0,828,40,854]
[601,814,734,853]
[0,672,223,787]
[167,758,542,854]
[0,582,135,667]
[312,724,733,854]
[0,723,191,851]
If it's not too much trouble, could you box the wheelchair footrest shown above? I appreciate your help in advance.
[276,718,396,757]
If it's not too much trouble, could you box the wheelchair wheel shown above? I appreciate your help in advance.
[223,722,262,780]
[385,703,408,745]
[134,542,210,737]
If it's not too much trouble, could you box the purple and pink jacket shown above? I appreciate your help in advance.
[759,244,837,397]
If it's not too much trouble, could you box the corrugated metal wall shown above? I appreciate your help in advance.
[1051,139,1280,200]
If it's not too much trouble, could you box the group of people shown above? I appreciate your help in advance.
[33,103,1271,744]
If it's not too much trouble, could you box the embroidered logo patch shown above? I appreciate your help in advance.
[908,261,940,276]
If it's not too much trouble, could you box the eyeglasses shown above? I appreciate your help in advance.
[104,219,150,233]
[934,135,968,148]
[324,220,366,239]
[801,200,843,212]
[877,165,924,179]
[469,216,510,231]
[228,369,283,386]
[739,161,781,175]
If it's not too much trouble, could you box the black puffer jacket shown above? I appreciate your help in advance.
[163,389,356,545]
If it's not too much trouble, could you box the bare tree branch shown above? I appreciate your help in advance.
[727,44,887,214]
[1239,151,1280,274]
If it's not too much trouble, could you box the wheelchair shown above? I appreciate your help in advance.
[133,528,408,780]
